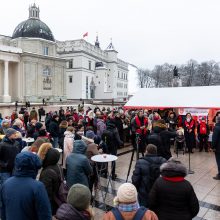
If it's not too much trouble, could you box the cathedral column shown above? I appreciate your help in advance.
[3,60,11,102]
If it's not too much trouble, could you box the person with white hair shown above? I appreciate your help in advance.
[103,183,158,220]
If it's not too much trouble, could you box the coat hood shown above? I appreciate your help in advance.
[160,159,187,177]
[73,140,87,154]
[42,148,60,168]
[14,152,42,179]
[56,203,91,220]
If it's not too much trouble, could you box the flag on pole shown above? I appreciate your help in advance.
[83,32,88,38]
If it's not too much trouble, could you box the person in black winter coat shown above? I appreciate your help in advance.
[49,115,60,148]
[132,144,166,207]
[0,129,20,176]
[102,119,123,180]
[39,146,61,215]
[114,113,124,144]
[166,112,177,131]
[148,120,176,160]
[212,116,220,180]
[149,159,199,220]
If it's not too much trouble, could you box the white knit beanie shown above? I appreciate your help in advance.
[114,183,137,205]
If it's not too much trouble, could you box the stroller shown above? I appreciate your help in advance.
[174,130,186,157]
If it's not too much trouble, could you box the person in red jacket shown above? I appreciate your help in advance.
[197,117,210,152]
[133,110,149,155]
[183,113,196,153]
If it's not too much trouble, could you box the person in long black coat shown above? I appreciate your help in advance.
[132,144,166,207]
[39,147,61,215]
[49,115,60,148]
[148,120,176,160]
[149,159,199,220]
[212,116,220,180]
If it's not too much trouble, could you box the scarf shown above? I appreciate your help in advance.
[118,202,140,212]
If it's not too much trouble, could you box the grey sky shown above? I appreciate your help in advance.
[1,0,220,70]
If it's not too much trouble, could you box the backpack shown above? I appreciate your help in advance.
[200,123,207,135]
[147,133,164,157]
[50,165,69,207]
[142,157,162,189]
[111,207,147,220]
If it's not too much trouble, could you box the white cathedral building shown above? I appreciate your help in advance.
[0,4,129,103]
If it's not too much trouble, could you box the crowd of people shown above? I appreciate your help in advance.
[0,104,219,220]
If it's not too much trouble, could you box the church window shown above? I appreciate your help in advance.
[86,76,89,99]
[69,76,73,83]
[68,60,73,69]
[88,61,91,70]
[43,67,51,76]
[43,46,49,56]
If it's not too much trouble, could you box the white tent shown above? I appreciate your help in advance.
[124,86,220,109]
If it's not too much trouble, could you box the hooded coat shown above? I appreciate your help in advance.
[96,118,106,138]
[132,154,166,207]
[56,203,91,220]
[148,122,176,160]
[39,148,61,215]
[66,140,92,188]
[149,160,199,220]
[1,152,52,220]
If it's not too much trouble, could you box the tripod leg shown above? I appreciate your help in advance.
[126,149,135,182]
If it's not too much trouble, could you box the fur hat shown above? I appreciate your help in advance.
[160,158,187,177]
[67,184,91,210]
[114,183,137,205]
[37,143,52,160]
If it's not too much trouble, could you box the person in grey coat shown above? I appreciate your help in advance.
[66,140,92,188]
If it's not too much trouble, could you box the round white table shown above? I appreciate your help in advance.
[91,154,118,211]
[91,154,118,163]
[22,138,35,146]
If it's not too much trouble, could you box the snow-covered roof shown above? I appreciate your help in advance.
[0,45,22,53]
[124,86,220,109]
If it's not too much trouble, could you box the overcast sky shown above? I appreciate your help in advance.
[1,0,220,93]
[2,0,220,69]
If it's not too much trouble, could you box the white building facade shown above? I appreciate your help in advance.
[0,4,66,103]
[0,4,129,103]
[57,38,129,101]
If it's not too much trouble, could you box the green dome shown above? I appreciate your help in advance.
[12,18,55,42]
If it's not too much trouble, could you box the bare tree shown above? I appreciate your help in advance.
[137,68,154,88]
